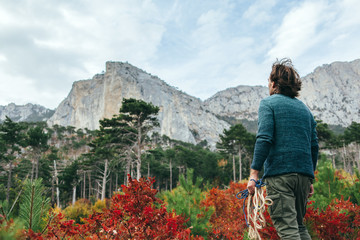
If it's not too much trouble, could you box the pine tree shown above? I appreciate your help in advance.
[164,169,213,238]
[0,116,26,202]
[19,178,50,232]
[26,126,50,181]
[217,124,255,181]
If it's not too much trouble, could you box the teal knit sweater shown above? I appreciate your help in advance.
[251,94,319,178]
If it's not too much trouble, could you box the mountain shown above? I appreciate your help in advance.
[205,59,360,127]
[204,85,268,122]
[47,62,230,148]
[0,103,54,123]
[299,59,360,126]
[7,58,356,147]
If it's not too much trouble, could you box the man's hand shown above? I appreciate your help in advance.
[247,179,256,195]
[247,169,259,195]
[308,184,314,198]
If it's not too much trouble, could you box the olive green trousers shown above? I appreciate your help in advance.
[265,173,312,240]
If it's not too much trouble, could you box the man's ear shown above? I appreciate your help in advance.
[270,80,276,88]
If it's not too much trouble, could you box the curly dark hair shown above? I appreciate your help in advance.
[269,58,302,98]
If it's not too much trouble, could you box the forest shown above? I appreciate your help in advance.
[0,98,359,239]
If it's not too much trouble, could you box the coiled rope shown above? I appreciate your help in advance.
[236,179,273,240]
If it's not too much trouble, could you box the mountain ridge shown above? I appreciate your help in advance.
[1,59,359,147]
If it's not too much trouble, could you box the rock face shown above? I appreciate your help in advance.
[47,62,230,148]
[47,59,360,147]
[299,59,360,126]
[204,85,268,122]
[0,103,54,122]
[205,59,360,127]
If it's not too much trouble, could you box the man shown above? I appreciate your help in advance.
[247,58,319,239]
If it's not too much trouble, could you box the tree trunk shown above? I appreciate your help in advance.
[126,159,131,185]
[170,159,173,191]
[96,181,100,200]
[54,160,60,207]
[137,119,142,180]
[131,161,135,179]
[88,172,91,200]
[6,162,13,202]
[147,162,150,178]
[239,145,242,181]
[83,171,86,199]
[31,160,35,182]
[101,159,108,200]
[115,173,118,192]
[109,174,112,198]
[357,144,360,171]
[72,186,76,205]
[124,168,127,186]
[51,173,55,204]
[343,144,347,171]
[35,156,39,180]
[232,155,236,182]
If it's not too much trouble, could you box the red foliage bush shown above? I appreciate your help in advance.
[201,181,278,239]
[305,197,360,240]
[24,177,201,240]
[20,176,360,239]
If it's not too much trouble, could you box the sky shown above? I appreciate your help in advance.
[0,0,360,109]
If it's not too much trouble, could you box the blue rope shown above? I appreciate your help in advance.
[236,179,266,227]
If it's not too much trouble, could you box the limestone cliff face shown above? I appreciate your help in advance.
[47,62,230,148]
[299,59,360,126]
[0,103,54,122]
[205,59,360,127]
[47,59,360,147]
[203,86,268,121]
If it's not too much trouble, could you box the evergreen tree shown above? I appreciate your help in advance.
[312,155,347,209]
[343,121,360,144]
[217,124,255,181]
[26,126,50,181]
[164,169,213,238]
[0,116,26,202]
[19,178,50,232]
[59,161,80,205]
[119,98,159,179]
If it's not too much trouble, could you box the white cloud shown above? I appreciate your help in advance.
[267,1,330,61]
[267,0,360,76]
[0,0,360,108]
[243,0,277,25]
[0,0,167,108]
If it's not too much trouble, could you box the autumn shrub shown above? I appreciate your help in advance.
[91,199,109,213]
[201,181,278,240]
[24,176,201,239]
[0,214,25,240]
[305,197,360,239]
[63,199,91,223]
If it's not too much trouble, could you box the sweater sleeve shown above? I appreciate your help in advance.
[311,117,319,171]
[251,100,274,171]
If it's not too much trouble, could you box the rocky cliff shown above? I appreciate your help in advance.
[0,103,54,123]
[47,62,230,148]
[203,85,268,122]
[299,59,360,126]
[47,59,360,147]
[205,59,360,127]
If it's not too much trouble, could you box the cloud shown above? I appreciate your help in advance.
[243,0,277,26]
[0,0,167,109]
[0,0,359,109]
[149,5,269,100]
[267,1,330,61]
[267,0,360,75]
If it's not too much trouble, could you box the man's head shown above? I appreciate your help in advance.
[268,58,302,98]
